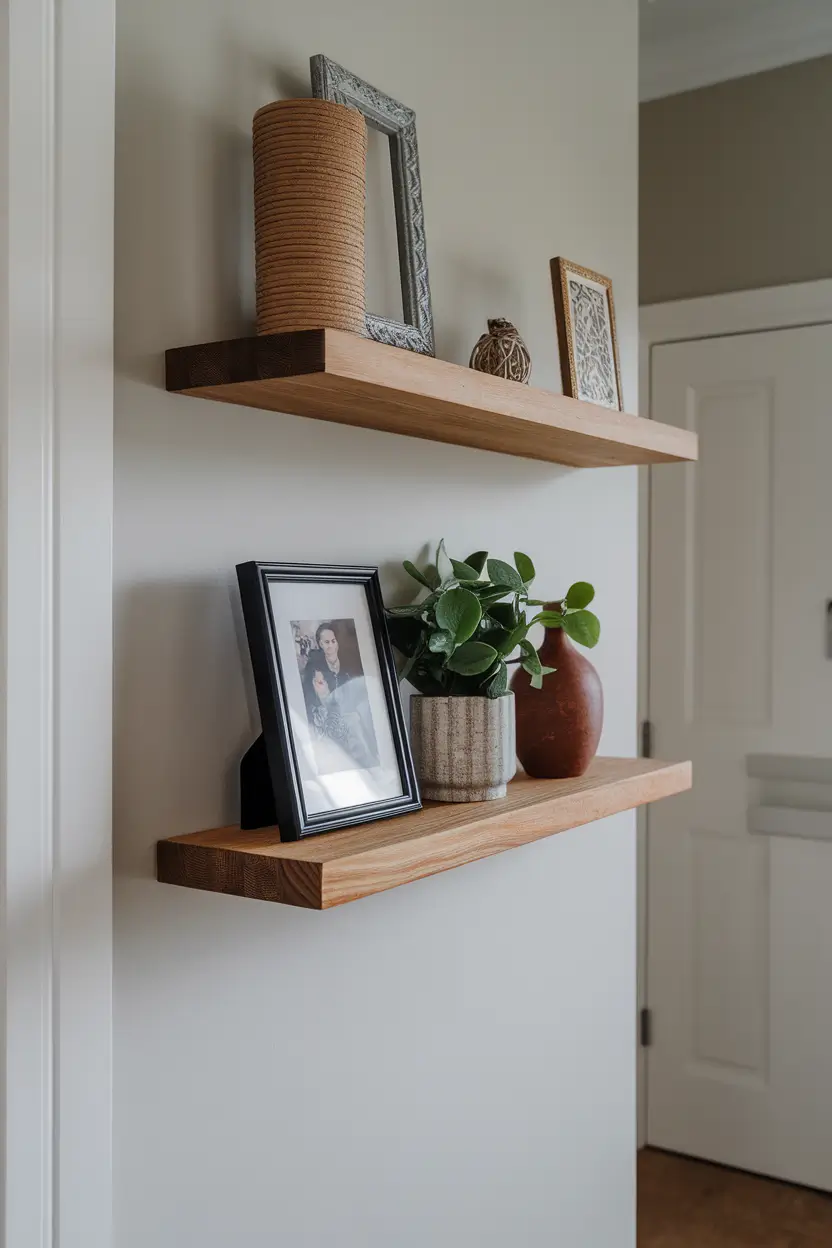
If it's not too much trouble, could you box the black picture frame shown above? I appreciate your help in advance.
[236,561,421,841]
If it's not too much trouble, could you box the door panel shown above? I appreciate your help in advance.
[693,383,773,727]
[690,830,769,1079]
[647,323,832,1189]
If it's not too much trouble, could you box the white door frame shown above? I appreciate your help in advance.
[1,2,115,1244]
[637,278,832,1148]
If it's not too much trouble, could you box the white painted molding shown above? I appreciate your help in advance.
[641,279,832,348]
[747,755,832,784]
[1,1,114,1244]
[1,7,56,1239]
[749,807,832,842]
[641,0,832,102]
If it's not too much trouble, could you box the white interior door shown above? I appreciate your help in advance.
[647,322,832,1189]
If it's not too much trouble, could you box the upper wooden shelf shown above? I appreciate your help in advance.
[157,757,691,910]
[165,330,698,468]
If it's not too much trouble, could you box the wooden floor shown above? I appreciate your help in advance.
[638,1149,832,1247]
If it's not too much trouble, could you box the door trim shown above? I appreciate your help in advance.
[637,279,832,1147]
[1,2,115,1243]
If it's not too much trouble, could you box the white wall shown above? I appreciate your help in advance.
[114,2,639,1245]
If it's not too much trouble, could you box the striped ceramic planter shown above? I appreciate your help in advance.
[410,694,516,802]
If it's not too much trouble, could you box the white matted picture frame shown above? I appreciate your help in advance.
[551,256,624,411]
[236,561,421,840]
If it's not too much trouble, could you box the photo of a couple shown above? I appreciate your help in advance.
[292,618,380,776]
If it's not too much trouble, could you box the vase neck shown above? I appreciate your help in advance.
[538,620,571,664]
[541,601,573,663]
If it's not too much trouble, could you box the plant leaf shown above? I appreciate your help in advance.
[450,558,482,583]
[486,558,524,593]
[436,539,455,585]
[514,551,536,585]
[476,585,516,607]
[498,623,528,656]
[484,661,509,698]
[435,587,482,645]
[480,630,515,657]
[565,581,595,610]
[530,671,544,691]
[464,550,488,575]
[417,592,440,617]
[531,611,564,628]
[488,602,518,630]
[403,560,436,591]
[446,641,498,676]
[387,603,424,617]
[520,639,542,675]
[562,609,601,648]
[428,629,454,656]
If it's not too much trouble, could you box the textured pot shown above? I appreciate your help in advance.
[511,610,603,778]
[410,694,516,802]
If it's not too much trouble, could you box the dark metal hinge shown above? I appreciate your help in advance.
[641,719,654,759]
[640,1007,653,1048]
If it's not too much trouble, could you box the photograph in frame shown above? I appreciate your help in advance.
[237,562,421,840]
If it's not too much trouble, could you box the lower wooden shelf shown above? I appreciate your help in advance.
[156,757,691,910]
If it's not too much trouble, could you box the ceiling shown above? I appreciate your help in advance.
[640,0,832,101]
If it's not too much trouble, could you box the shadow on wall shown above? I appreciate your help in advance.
[114,576,252,878]
[435,255,524,368]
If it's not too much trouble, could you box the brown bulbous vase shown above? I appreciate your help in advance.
[511,608,603,778]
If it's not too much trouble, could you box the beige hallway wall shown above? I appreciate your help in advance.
[114,2,640,1245]
[640,55,832,304]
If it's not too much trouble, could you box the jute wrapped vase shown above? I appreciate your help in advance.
[469,318,532,384]
[410,694,516,802]
[252,98,367,336]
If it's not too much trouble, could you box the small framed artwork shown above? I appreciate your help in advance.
[236,561,421,841]
[550,257,623,411]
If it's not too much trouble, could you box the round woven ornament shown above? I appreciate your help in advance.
[469,318,532,384]
[252,98,367,336]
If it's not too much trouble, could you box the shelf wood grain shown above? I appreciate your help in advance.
[156,757,691,910]
[165,330,698,468]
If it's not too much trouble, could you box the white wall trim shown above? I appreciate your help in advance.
[636,277,832,1149]
[640,280,832,345]
[640,2,832,102]
[1,1,114,1244]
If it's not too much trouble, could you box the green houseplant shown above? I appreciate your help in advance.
[387,541,599,696]
[386,542,600,802]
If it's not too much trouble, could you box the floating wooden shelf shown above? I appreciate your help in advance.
[157,757,691,910]
[165,330,698,468]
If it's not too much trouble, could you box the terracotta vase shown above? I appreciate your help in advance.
[511,606,603,778]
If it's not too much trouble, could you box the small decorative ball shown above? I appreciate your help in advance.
[469,318,532,384]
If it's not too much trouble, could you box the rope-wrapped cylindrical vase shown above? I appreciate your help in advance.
[253,98,367,335]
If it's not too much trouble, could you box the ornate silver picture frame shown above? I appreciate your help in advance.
[311,54,435,357]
